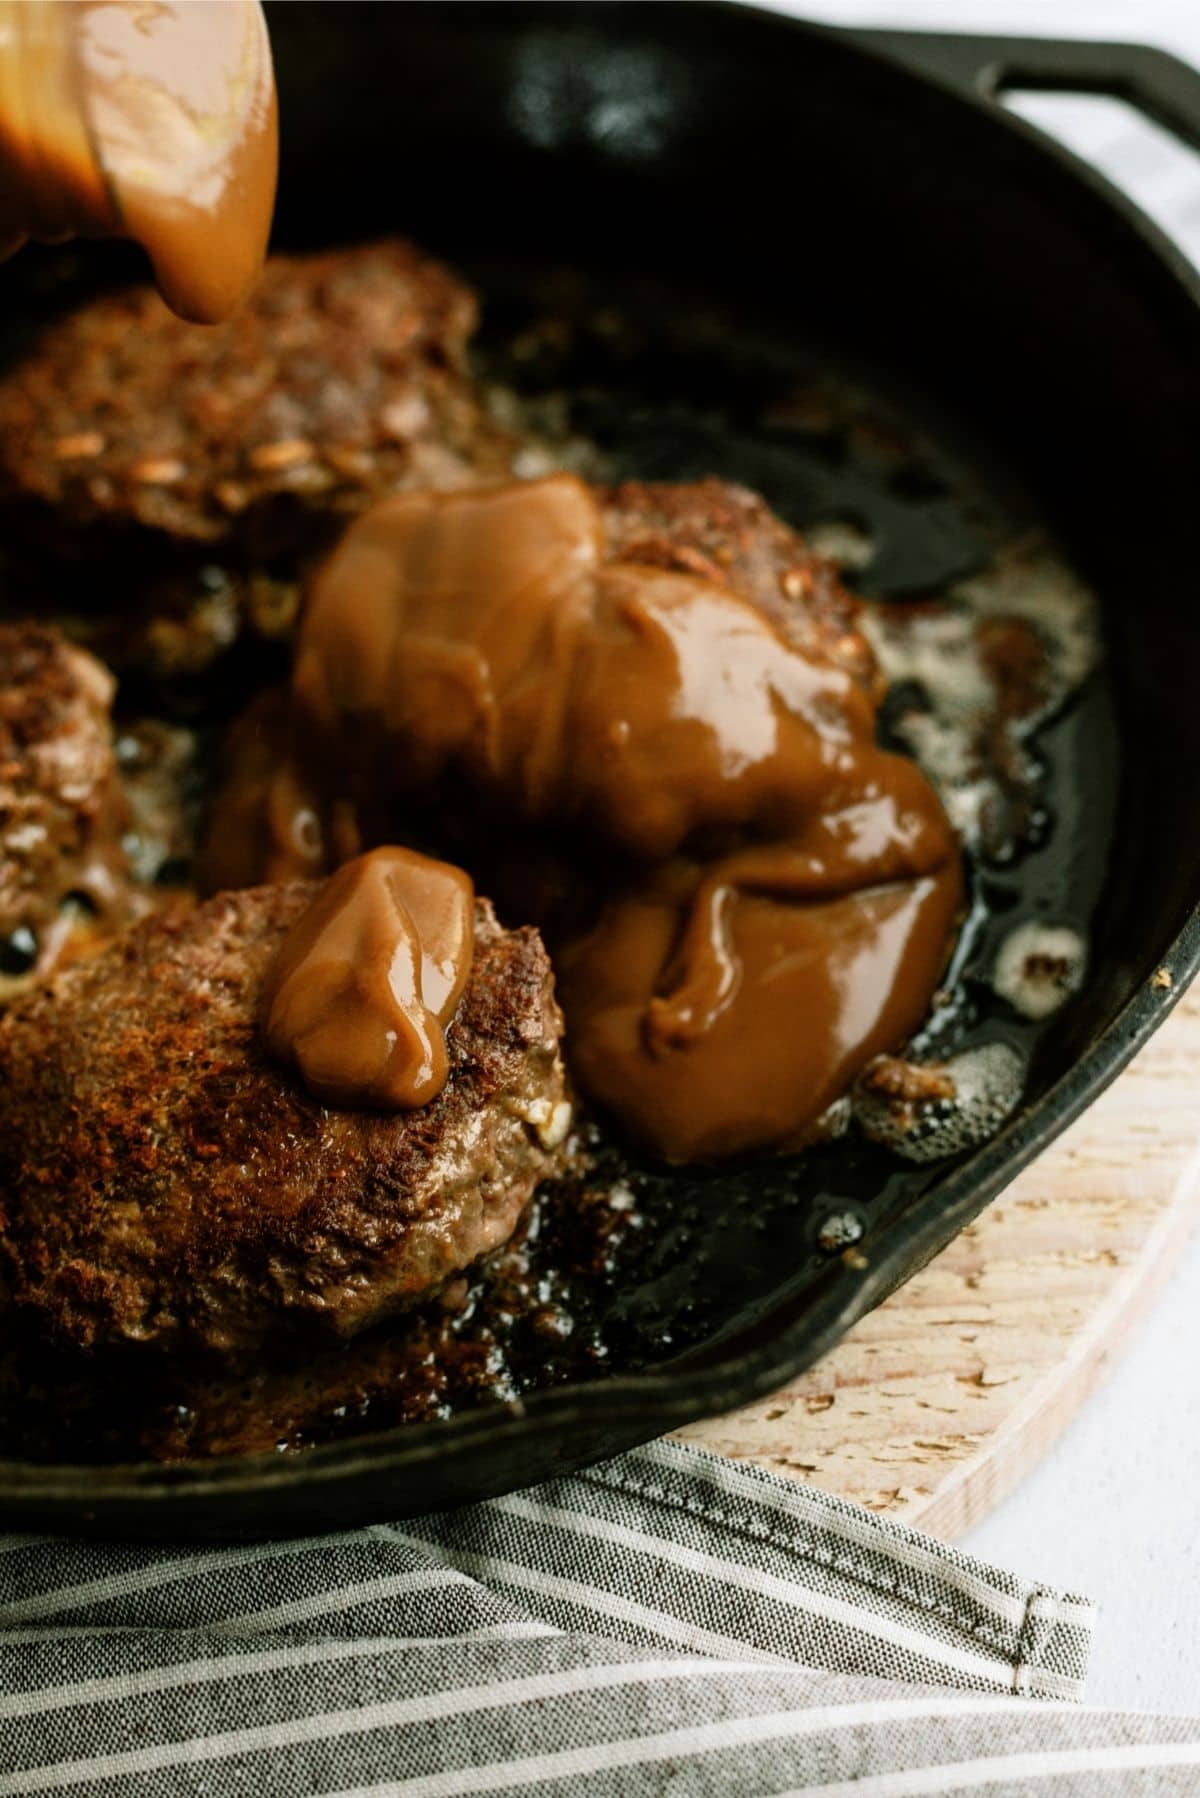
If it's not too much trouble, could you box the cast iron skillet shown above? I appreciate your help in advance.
[3,3,1200,1536]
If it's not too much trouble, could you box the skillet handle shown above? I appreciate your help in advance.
[849,30,1200,156]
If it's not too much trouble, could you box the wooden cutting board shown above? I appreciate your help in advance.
[678,979,1200,1539]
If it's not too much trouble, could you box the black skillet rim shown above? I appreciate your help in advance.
[1,4,1199,1512]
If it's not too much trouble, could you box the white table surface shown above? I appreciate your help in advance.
[750,0,1200,1715]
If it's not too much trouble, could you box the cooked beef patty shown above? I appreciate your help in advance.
[0,240,522,686]
[0,622,134,992]
[0,883,569,1358]
[0,239,514,543]
[198,473,884,941]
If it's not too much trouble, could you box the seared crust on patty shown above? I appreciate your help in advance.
[0,623,132,979]
[600,477,877,691]
[0,240,515,547]
[0,884,568,1357]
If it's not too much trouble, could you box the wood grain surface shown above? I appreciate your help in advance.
[677,981,1200,1540]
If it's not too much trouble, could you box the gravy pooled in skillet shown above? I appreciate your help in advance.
[208,474,963,1159]
[0,0,276,323]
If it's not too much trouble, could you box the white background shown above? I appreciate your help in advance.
[756,0,1200,58]
[753,0,1200,1716]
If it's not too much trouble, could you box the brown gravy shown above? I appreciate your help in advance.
[261,846,475,1111]
[559,865,960,1161]
[0,0,277,324]
[208,474,963,1157]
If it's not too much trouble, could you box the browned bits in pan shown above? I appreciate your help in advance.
[859,1056,958,1106]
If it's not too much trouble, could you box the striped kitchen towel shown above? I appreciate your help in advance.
[1,1438,1199,1795]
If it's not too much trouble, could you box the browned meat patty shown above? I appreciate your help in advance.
[0,622,135,993]
[0,883,570,1358]
[198,475,881,918]
[0,239,513,543]
[0,240,522,685]
[599,476,877,691]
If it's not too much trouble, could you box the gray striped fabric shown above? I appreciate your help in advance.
[1,1439,1199,1795]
